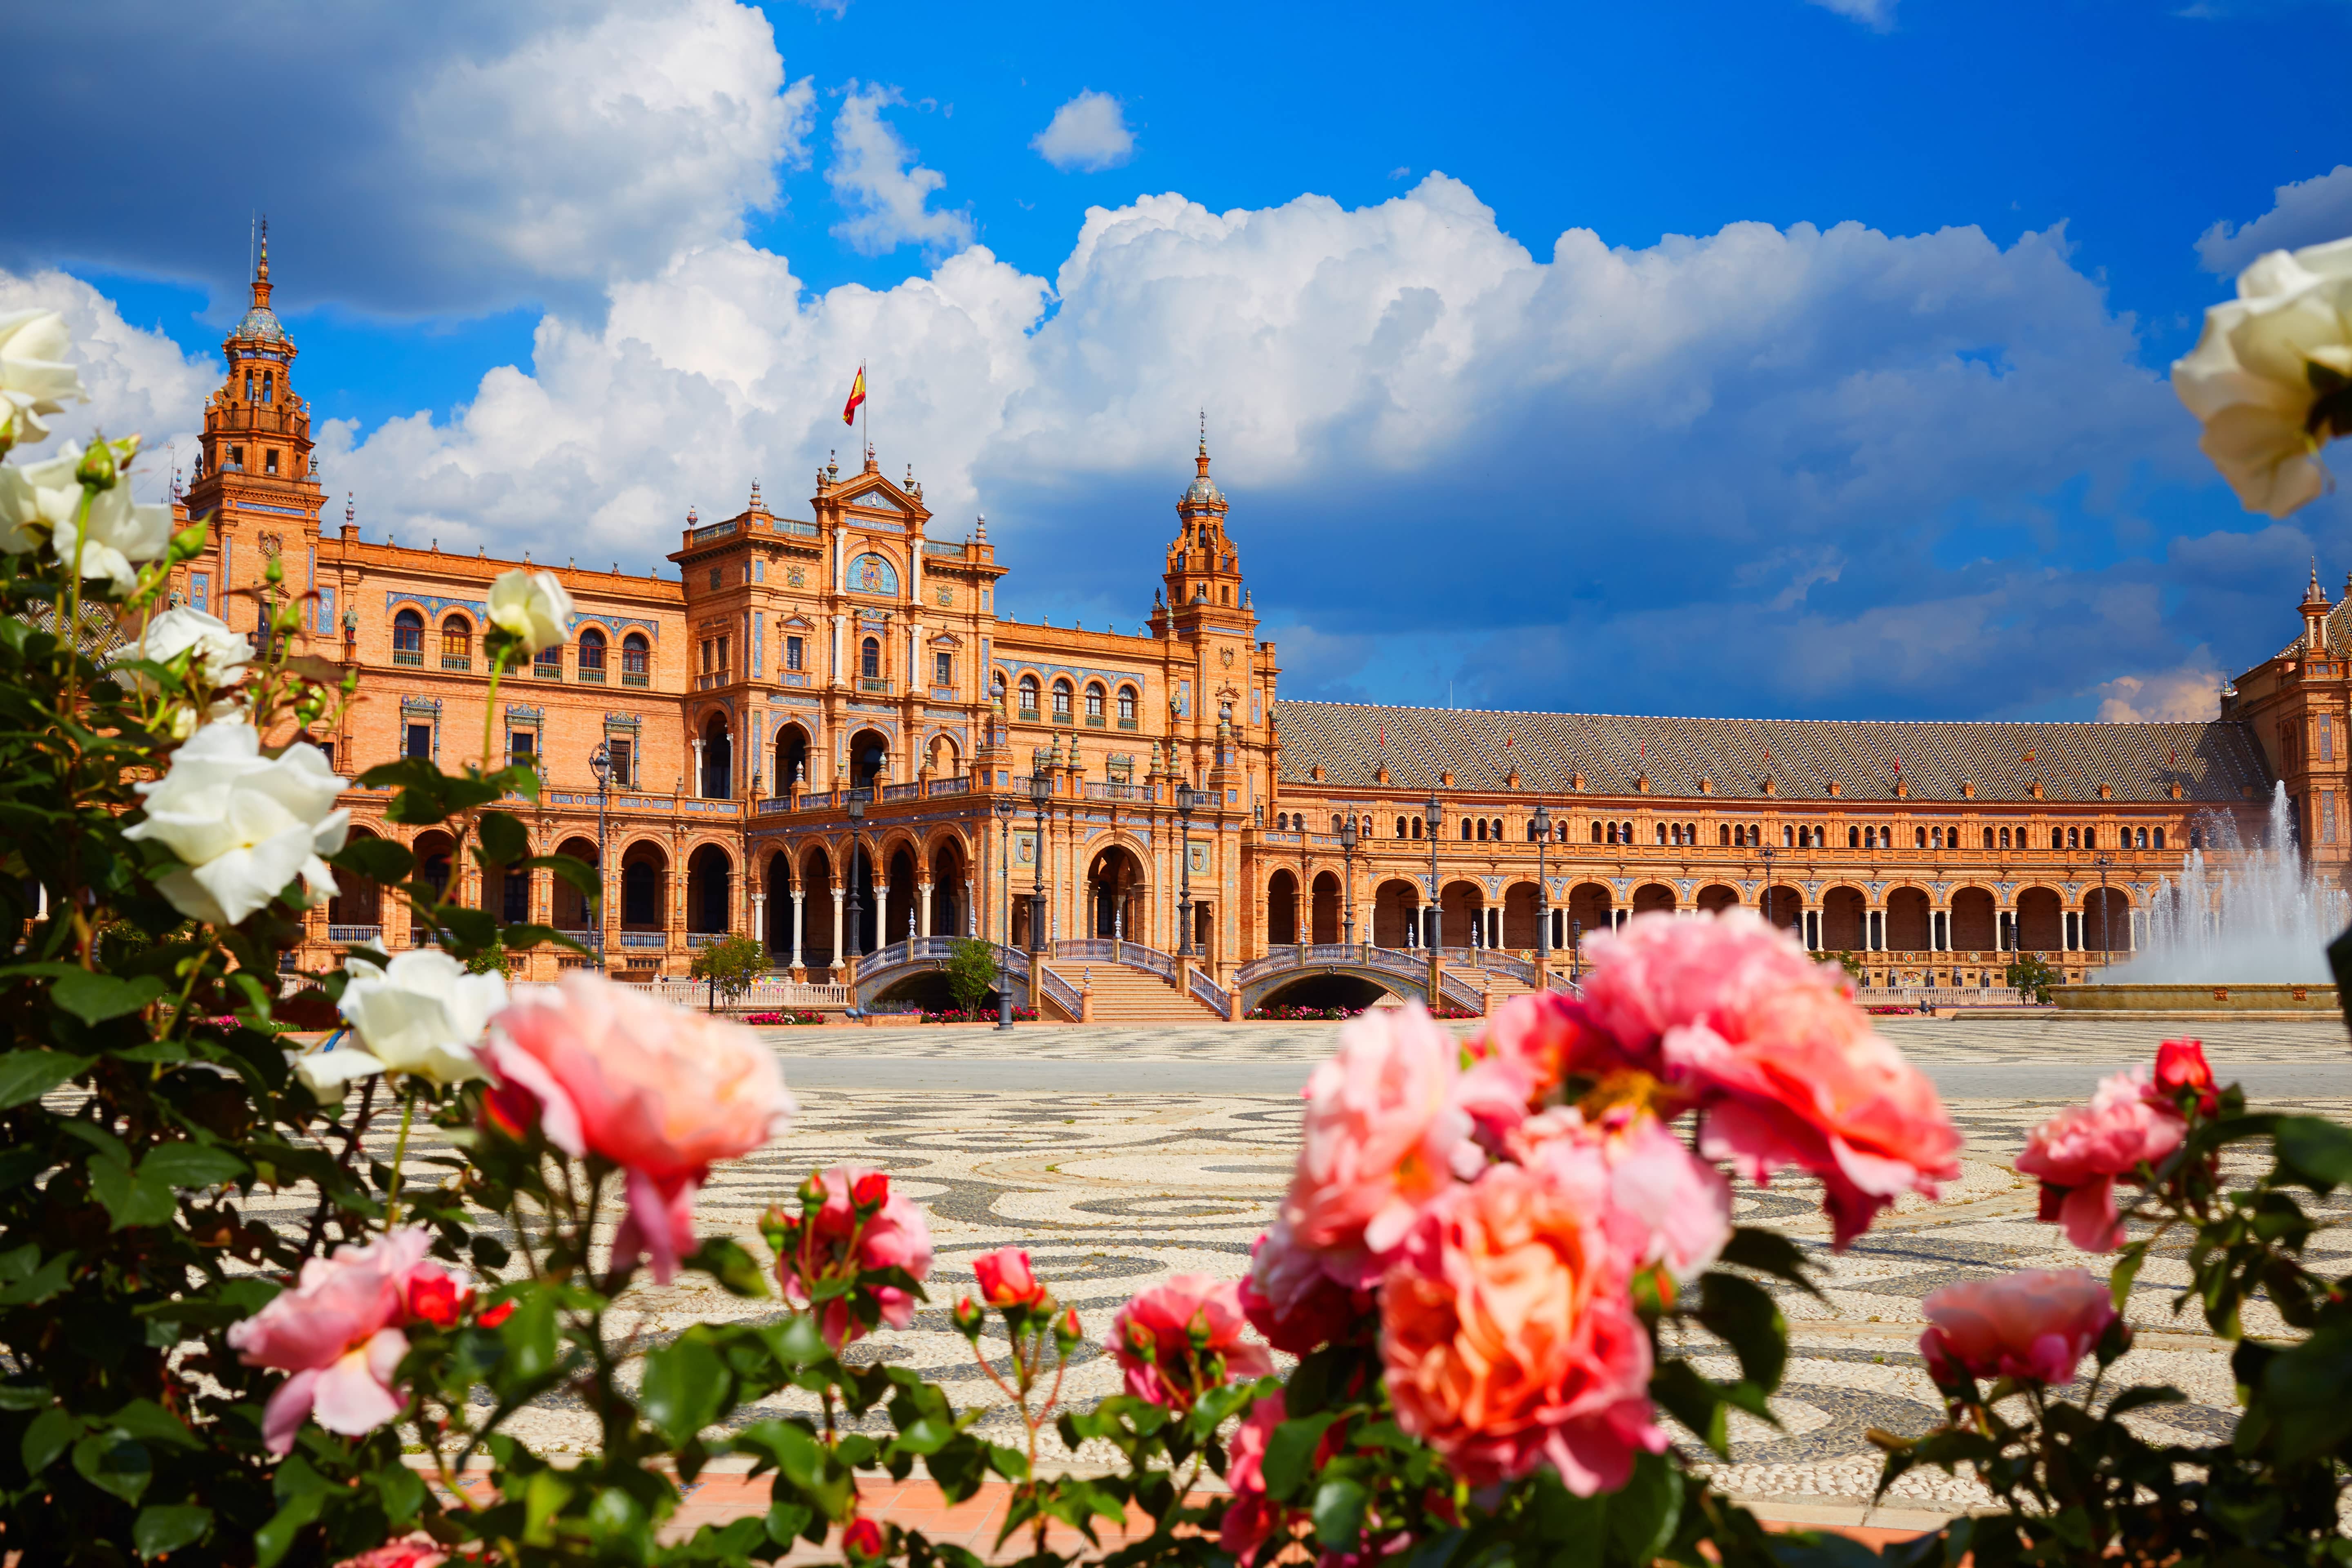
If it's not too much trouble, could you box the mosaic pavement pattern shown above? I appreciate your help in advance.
[230,1018,2352,1515]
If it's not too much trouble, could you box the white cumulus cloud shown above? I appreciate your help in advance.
[2196,165,2352,275]
[1805,0,1897,29]
[0,270,213,499]
[827,82,977,257]
[2096,660,2225,722]
[1031,91,1136,173]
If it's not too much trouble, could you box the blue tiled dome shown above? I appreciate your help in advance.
[234,307,285,342]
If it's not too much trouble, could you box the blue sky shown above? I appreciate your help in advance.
[10,0,2352,722]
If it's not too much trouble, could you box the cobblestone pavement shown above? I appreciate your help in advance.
[246,1016,2352,1520]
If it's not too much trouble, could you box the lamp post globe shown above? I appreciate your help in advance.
[1532,801,1552,961]
[1028,764,1051,958]
[1337,815,1359,947]
[844,788,866,964]
[1175,782,1196,957]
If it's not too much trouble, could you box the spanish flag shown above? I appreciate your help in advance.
[841,365,866,426]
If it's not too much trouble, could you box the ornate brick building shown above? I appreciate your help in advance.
[176,248,2283,1018]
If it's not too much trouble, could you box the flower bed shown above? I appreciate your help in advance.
[744,1009,828,1026]
[1247,1003,1367,1020]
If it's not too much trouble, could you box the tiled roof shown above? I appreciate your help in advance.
[2274,595,2352,661]
[1272,702,2271,806]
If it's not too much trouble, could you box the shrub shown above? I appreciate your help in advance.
[942,936,997,1014]
[2007,951,2061,1004]
[690,932,770,1004]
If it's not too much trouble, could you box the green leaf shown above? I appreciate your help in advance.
[1718,1225,1821,1294]
[1311,1477,1368,1551]
[1649,1360,1728,1457]
[133,1505,212,1559]
[0,1249,73,1306]
[477,811,530,869]
[641,1330,731,1446]
[0,1144,54,1190]
[502,1287,562,1382]
[891,1414,958,1455]
[1262,1410,1339,1500]
[331,835,414,883]
[2276,1116,2352,1190]
[22,1406,82,1473]
[682,1236,771,1299]
[0,1048,89,1109]
[1768,1529,1885,1568]
[253,1491,324,1568]
[107,1398,202,1451]
[0,1382,52,1410]
[1698,1270,1789,1393]
[530,853,600,900]
[90,1155,177,1229]
[71,1432,152,1504]
[50,970,166,1025]
[1606,1450,1683,1566]
[139,1141,247,1190]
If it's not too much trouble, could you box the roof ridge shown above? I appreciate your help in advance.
[1272,699,2243,731]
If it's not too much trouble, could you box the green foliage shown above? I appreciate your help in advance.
[1830,950,1867,984]
[690,934,770,1003]
[2005,951,2060,1004]
[942,937,997,1013]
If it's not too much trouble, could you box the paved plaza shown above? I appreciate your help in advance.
[266,1014,2352,1528]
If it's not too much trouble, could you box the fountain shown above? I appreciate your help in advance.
[2055,783,2350,1013]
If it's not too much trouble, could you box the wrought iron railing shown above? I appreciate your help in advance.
[622,668,648,687]
[860,677,894,695]
[1038,965,1083,1018]
[578,666,606,684]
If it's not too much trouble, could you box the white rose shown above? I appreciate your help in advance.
[2172,236,2352,518]
[120,607,252,692]
[123,720,351,926]
[0,310,87,447]
[486,568,573,654]
[0,441,88,554]
[55,474,172,594]
[297,951,507,1094]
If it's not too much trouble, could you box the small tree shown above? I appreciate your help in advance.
[2006,951,2060,1004]
[944,935,998,1014]
[690,932,769,1006]
[1830,949,1866,988]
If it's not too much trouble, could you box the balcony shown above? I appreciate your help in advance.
[441,655,472,672]
[619,931,667,949]
[782,670,810,687]
[1017,706,1040,723]
[691,519,738,543]
[328,924,382,944]
[1117,717,1138,730]
[393,649,422,667]
[777,518,820,537]
[622,667,648,687]
[578,665,606,684]
[860,676,895,695]
[531,661,562,680]
[695,670,731,690]
[931,686,956,702]
[1085,713,1107,728]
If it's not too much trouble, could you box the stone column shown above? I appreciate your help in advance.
[691,738,706,798]
[918,880,933,939]
[873,883,889,953]
[791,889,806,974]
[964,875,976,937]
[751,892,767,959]
[831,889,845,974]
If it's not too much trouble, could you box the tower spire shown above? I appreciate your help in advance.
[252,216,272,310]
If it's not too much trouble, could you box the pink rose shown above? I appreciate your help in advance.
[1109,1274,1274,1410]
[973,1246,1047,1309]
[1522,1108,1732,1279]
[2016,1067,2185,1252]
[1281,1004,1482,1287]
[1380,1160,1664,1493]
[1220,1391,1301,1563]
[1474,990,1659,1094]
[485,972,796,1283]
[227,1226,437,1455]
[774,1166,934,1349]
[1578,911,1960,1247]
[1919,1268,2118,1385]
[1239,1217,1372,1355]
[2154,1038,2218,1115]
[333,1535,448,1568]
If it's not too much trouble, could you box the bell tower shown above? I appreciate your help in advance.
[1153,419,1253,639]
[177,220,326,640]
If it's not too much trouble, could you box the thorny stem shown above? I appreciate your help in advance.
[382,1087,419,1228]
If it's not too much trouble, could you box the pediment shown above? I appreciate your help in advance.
[842,482,913,515]
[930,632,964,648]
[780,613,815,630]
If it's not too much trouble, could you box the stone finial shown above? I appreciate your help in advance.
[2098,782,2113,800]
[1962,780,1976,799]
[1506,768,1521,789]
[1828,780,1842,797]
[1635,773,1650,793]
[1375,764,1390,785]
[1440,770,1455,788]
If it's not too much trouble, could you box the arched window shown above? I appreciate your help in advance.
[2000,826,2012,849]
[1684,822,1696,843]
[1117,686,1137,723]
[2053,829,2065,850]
[1085,683,1105,720]
[440,615,472,670]
[861,637,880,679]
[262,372,274,403]
[1397,816,1410,838]
[1461,820,1474,842]
[393,608,424,666]
[2153,827,2166,849]
[2134,826,2148,849]
[1984,828,1996,849]
[1051,679,1073,719]
[2067,826,2080,849]
[1018,675,1040,715]
[2188,828,2201,850]
[2083,829,2097,850]
[621,633,650,687]
[533,637,562,678]
[1332,814,1344,833]
[1718,825,1731,846]
[1915,827,1927,848]
[1411,816,1423,840]
[1592,823,1605,844]
[243,371,255,401]
[577,628,606,683]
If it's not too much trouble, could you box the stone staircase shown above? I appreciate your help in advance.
[1043,961,1226,1023]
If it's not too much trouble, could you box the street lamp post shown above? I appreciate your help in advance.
[588,742,610,969]
[1176,782,1197,958]
[1760,842,1777,944]
[1029,764,1051,961]
[1338,816,1359,947]
[1424,790,1443,1007]
[1532,801,1553,971]
[844,788,867,987]
[995,793,1018,1030]
[2093,851,2115,961]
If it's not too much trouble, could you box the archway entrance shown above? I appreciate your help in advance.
[700,713,732,800]
[1696,884,1738,915]
[885,846,918,947]
[1822,887,1866,951]
[328,830,385,932]
[621,844,667,934]
[929,840,968,937]
[1632,883,1675,918]
[2018,886,2064,951]
[552,835,599,935]
[1372,878,1420,947]
[1951,887,1996,950]
[775,724,811,793]
[1311,871,1343,944]
[1087,845,1146,940]
[800,847,835,971]
[1267,869,1299,945]
[2083,887,2131,953]
[849,728,890,789]
[1501,882,1538,948]
[1440,881,1483,950]
[764,852,792,955]
[1568,882,1612,948]
[686,845,733,935]
[1887,887,1931,951]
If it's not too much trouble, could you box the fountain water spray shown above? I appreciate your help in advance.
[2103,782,2351,984]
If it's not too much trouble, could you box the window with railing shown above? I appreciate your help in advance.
[578,628,606,684]
[622,633,649,686]
[861,637,881,679]
[393,609,423,666]
[440,615,472,671]
[1018,676,1040,719]
[1084,684,1106,726]
[1117,686,1138,728]
[533,642,562,679]
[1052,680,1073,721]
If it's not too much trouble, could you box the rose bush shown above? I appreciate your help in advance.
[8,290,2352,1568]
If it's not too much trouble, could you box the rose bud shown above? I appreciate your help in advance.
[973,1247,1048,1310]
[404,1268,466,1328]
[852,1171,890,1210]
[953,1296,987,1341]
[841,1517,885,1560]
[477,1297,515,1328]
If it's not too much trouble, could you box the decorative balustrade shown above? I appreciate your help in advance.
[648,976,849,1010]
[1038,966,1084,1019]
[1476,952,1539,985]
[859,677,895,695]
[686,933,727,949]
[881,782,922,801]
[928,777,969,796]
[691,519,738,542]
[776,518,820,537]
[756,797,794,814]
[1187,967,1232,1017]
[554,930,595,948]
[327,924,381,944]
[619,931,667,949]
[1086,782,1148,801]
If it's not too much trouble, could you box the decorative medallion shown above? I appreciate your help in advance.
[849,553,899,596]
[934,587,953,607]
[786,566,806,587]
[1219,647,1234,668]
